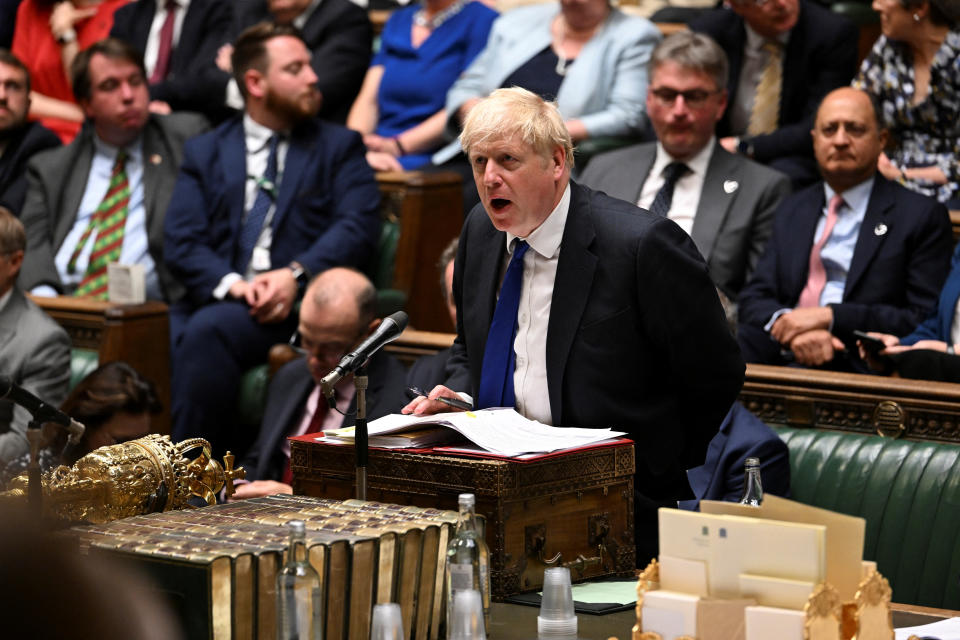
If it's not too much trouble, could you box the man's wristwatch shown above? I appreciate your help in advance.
[56,28,77,44]
[737,137,755,158]
[288,261,309,293]
[948,344,956,356]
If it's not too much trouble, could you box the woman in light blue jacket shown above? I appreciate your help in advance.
[432,0,662,166]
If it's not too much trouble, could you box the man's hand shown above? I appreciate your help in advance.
[148,100,172,114]
[228,279,250,300]
[719,136,739,154]
[771,307,833,345]
[789,329,844,366]
[401,385,466,416]
[216,43,234,73]
[248,268,298,323]
[856,332,899,370]
[229,480,293,501]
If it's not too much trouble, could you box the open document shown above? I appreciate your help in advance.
[323,408,626,458]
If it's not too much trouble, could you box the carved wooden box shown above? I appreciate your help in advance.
[289,437,636,599]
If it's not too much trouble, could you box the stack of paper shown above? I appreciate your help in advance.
[323,408,626,457]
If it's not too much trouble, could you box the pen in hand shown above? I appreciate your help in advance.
[405,386,473,411]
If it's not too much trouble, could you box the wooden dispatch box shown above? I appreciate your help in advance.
[289,437,636,599]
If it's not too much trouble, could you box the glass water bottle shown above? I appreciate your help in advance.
[277,520,322,640]
[444,493,490,637]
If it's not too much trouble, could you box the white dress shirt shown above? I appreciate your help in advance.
[143,0,191,79]
[637,139,715,235]
[213,114,291,298]
[34,136,160,300]
[499,183,571,426]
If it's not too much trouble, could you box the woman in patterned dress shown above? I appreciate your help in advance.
[853,0,960,206]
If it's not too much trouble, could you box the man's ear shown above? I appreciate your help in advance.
[551,146,565,180]
[244,68,266,100]
[364,317,382,339]
[8,249,23,276]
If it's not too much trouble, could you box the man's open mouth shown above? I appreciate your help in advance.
[491,198,511,211]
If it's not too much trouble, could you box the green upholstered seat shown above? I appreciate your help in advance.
[70,348,99,389]
[776,426,960,608]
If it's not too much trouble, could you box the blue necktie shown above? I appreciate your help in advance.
[237,134,279,271]
[649,161,688,218]
[477,240,530,409]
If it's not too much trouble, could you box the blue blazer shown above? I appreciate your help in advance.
[679,402,791,511]
[738,176,953,342]
[163,117,381,307]
[901,242,960,345]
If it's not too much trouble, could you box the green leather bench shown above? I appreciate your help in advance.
[775,425,960,609]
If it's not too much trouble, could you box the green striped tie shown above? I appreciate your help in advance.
[69,150,130,300]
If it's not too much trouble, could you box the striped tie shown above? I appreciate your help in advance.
[69,150,130,300]
[747,41,783,137]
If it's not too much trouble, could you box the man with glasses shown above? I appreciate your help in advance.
[582,32,789,321]
[689,0,857,188]
[230,267,406,500]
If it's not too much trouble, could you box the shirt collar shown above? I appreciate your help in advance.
[243,113,283,152]
[824,175,875,212]
[92,133,143,164]
[293,0,323,28]
[155,0,187,17]
[653,137,715,178]
[505,182,571,260]
[744,23,790,51]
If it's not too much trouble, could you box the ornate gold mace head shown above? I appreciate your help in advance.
[1,434,245,523]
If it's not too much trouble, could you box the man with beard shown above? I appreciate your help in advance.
[0,50,60,215]
[163,22,381,456]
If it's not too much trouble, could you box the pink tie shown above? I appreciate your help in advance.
[149,0,177,85]
[797,194,843,308]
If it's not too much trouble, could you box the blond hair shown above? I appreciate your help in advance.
[460,87,575,168]
[0,207,25,255]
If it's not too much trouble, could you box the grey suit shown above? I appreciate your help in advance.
[580,141,791,297]
[19,113,208,302]
[0,287,71,464]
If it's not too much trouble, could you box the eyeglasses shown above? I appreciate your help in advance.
[288,329,361,360]
[650,87,721,109]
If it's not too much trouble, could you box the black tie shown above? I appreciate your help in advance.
[649,162,689,218]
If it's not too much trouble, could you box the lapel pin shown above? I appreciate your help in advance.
[150,154,162,165]
[723,180,739,194]
[874,223,888,237]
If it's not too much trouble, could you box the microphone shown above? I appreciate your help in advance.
[320,311,409,402]
[0,375,85,444]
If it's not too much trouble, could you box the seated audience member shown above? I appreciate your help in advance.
[689,0,858,188]
[19,39,208,302]
[432,0,662,167]
[580,32,790,311]
[0,207,70,466]
[679,401,790,511]
[233,268,407,499]
[110,0,234,120]
[164,23,381,457]
[12,0,129,143]
[405,236,457,391]
[853,0,960,207]
[737,87,952,372]
[0,361,160,487]
[0,51,60,215]
[346,0,497,171]
[222,0,372,124]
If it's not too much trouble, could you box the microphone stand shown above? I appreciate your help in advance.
[354,363,368,500]
[26,415,42,518]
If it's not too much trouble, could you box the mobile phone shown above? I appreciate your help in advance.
[853,330,887,353]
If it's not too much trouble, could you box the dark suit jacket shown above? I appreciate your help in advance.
[679,402,791,510]
[0,122,61,215]
[690,0,858,162]
[739,176,953,344]
[111,0,233,117]
[901,241,960,346]
[448,181,744,493]
[579,141,791,298]
[19,113,209,302]
[242,351,408,482]
[406,347,452,393]
[231,0,372,123]
[163,116,381,308]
